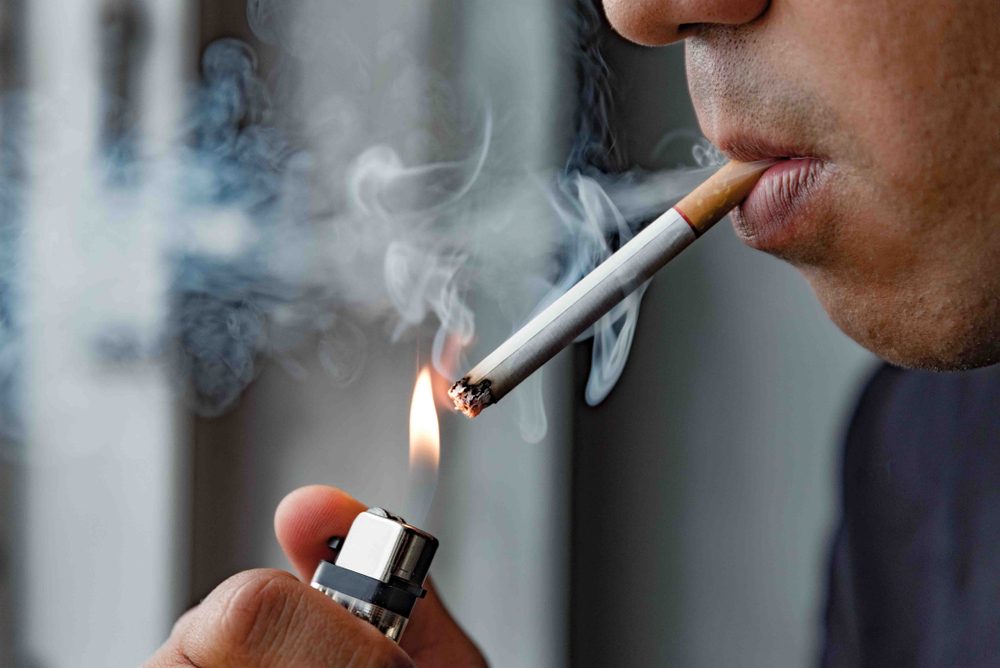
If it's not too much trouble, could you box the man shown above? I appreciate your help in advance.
[147,0,998,665]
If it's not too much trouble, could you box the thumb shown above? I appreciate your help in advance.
[274,485,487,667]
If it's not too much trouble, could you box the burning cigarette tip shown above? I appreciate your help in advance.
[448,378,493,418]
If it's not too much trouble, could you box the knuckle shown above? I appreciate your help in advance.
[169,606,197,639]
[207,569,303,656]
[179,569,415,668]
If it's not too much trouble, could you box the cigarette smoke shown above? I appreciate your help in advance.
[0,1,718,445]
[551,1,724,408]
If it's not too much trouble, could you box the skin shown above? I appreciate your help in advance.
[605,0,1000,370]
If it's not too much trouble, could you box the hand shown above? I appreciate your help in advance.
[145,485,486,667]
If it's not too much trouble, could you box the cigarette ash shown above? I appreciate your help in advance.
[447,378,493,419]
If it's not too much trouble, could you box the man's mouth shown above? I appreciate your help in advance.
[714,139,831,251]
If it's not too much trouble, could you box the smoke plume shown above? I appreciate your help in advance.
[0,0,718,444]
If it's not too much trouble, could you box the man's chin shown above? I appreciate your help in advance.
[806,274,1000,372]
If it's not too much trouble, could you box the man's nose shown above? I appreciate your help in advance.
[602,0,768,45]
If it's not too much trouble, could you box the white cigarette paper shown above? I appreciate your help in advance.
[450,160,770,418]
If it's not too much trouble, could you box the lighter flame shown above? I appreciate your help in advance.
[409,367,440,470]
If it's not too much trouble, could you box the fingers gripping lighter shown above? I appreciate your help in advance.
[311,508,439,643]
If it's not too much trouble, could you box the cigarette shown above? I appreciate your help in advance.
[449,160,771,418]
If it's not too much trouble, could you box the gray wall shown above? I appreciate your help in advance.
[570,39,874,668]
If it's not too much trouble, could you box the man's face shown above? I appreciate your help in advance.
[603,0,1000,369]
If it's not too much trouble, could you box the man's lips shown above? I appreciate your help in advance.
[730,157,828,250]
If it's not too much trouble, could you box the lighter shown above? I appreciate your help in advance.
[310,507,438,643]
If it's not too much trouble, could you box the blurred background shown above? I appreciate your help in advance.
[0,1,873,666]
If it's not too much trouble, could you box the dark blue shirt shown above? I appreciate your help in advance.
[823,363,1000,667]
